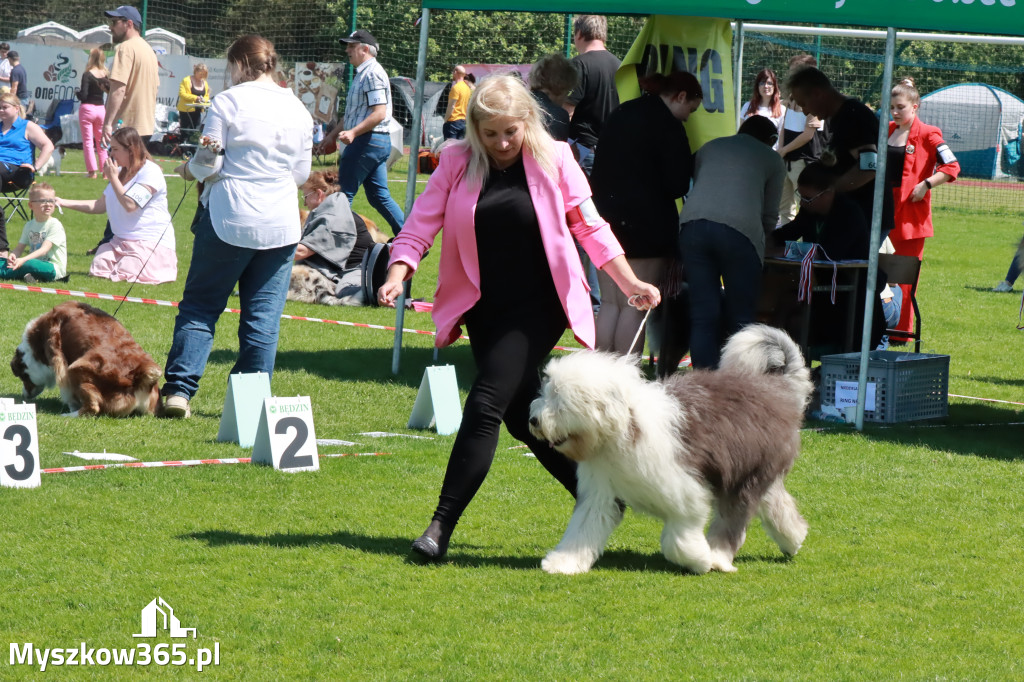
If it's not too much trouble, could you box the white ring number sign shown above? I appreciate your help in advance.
[1,403,41,489]
[251,397,319,473]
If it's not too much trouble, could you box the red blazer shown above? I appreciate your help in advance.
[389,141,624,348]
[889,116,960,241]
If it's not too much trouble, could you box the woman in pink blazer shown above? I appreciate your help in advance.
[887,77,959,339]
[380,75,661,560]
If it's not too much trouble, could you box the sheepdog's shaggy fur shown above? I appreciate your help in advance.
[528,324,812,575]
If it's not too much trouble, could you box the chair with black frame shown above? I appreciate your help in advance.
[36,99,76,146]
[1,173,32,222]
[878,253,923,352]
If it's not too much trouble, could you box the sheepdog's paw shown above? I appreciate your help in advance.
[542,550,594,575]
[709,549,738,573]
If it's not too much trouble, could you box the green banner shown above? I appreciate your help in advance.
[422,0,1024,38]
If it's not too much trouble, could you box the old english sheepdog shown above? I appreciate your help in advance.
[528,324,812,575]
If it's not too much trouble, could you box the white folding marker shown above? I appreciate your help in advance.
[407,365,463,436]
[218,372,271,448]
[251,396,319,473]
[1,403,41,489]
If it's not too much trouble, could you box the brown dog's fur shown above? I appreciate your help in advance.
[10,302,162,416]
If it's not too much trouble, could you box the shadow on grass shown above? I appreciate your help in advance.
[860,402,1024,461]
[181,529,745,573]
[205,346,476,389]
[955,374,1024,389]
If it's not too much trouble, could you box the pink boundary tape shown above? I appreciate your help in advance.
[42,452,387,474]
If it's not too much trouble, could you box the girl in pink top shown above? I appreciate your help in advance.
[380,75,661,560]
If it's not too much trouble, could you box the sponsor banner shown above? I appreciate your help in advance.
[615,15,735,151]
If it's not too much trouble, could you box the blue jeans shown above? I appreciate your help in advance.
[442,119,465,140]
[162,205,296,400]
[680,219,762,369]
[339,132,405,236]
[877,285,904,350]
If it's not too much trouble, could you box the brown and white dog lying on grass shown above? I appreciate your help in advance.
[10,302,162,417]
[529,324,813,575]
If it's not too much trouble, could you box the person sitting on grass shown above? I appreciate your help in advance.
[288,170,380,306]
[0,182,67,283]
[58,126,177,285]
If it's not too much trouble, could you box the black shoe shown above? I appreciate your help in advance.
[411,519,451,560]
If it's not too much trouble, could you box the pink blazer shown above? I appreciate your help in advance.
[389,141,624,348]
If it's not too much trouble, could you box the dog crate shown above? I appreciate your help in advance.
[819,351,950,423]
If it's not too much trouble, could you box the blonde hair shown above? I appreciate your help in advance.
[463,74,555,187]
[891,77,920,106]
[0,91,24,117]
[193,63,209,78]
[29,182,55,200]
[86,48,108,76]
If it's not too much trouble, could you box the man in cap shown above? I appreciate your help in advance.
[102,5,159,146]
[320,29,404,235]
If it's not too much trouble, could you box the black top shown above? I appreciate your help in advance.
[10,64,28,99]
[566,49,621,149]
[772,193,870,261]
[591,94,693,258]
[886,144,905,190]
[79,71,107,106]
[532,90,570,142]
[782,111,827,163]
[770,192,886,349]
[474,156,559,309]
[826,98,894,236]
[346,213,376,269]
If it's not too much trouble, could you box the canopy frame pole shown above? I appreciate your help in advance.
[733,20,744,128]
[392,6,431,375]
[854,26,896,430]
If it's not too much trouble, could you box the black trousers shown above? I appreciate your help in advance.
[432,295,578,528]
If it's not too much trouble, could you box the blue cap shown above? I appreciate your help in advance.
[104,6,143,28]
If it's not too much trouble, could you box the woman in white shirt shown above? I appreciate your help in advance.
[59,126,177,284]
[740,68,786,151]
[160,34,313,418]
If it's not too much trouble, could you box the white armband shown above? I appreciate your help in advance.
[124,183,154,208]
[566,198,603,229]
[936,143,957,165]
[859,151,878,172]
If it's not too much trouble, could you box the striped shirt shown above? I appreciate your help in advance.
[344,58,392,134]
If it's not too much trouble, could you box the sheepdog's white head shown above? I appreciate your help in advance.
[528,351,651,462]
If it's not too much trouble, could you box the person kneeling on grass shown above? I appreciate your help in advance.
[0,182,67,283]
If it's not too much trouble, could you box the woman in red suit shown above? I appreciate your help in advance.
[886,78,960,340]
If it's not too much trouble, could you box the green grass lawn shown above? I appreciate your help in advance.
[1,153,1022,680]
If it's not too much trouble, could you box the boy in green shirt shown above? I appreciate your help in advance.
[1,182,67,282]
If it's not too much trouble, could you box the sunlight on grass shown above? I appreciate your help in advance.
[0,153,1022,680]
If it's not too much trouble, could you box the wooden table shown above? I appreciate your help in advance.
[757,257,869,363]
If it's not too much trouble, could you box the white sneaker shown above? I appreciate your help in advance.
[162,395,191,419]
[992,280,1014,293]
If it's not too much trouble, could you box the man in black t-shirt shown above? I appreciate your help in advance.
[564,15,620,175]
[788,67,894,238]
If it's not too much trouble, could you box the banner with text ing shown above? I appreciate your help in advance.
[616,15,734,152]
